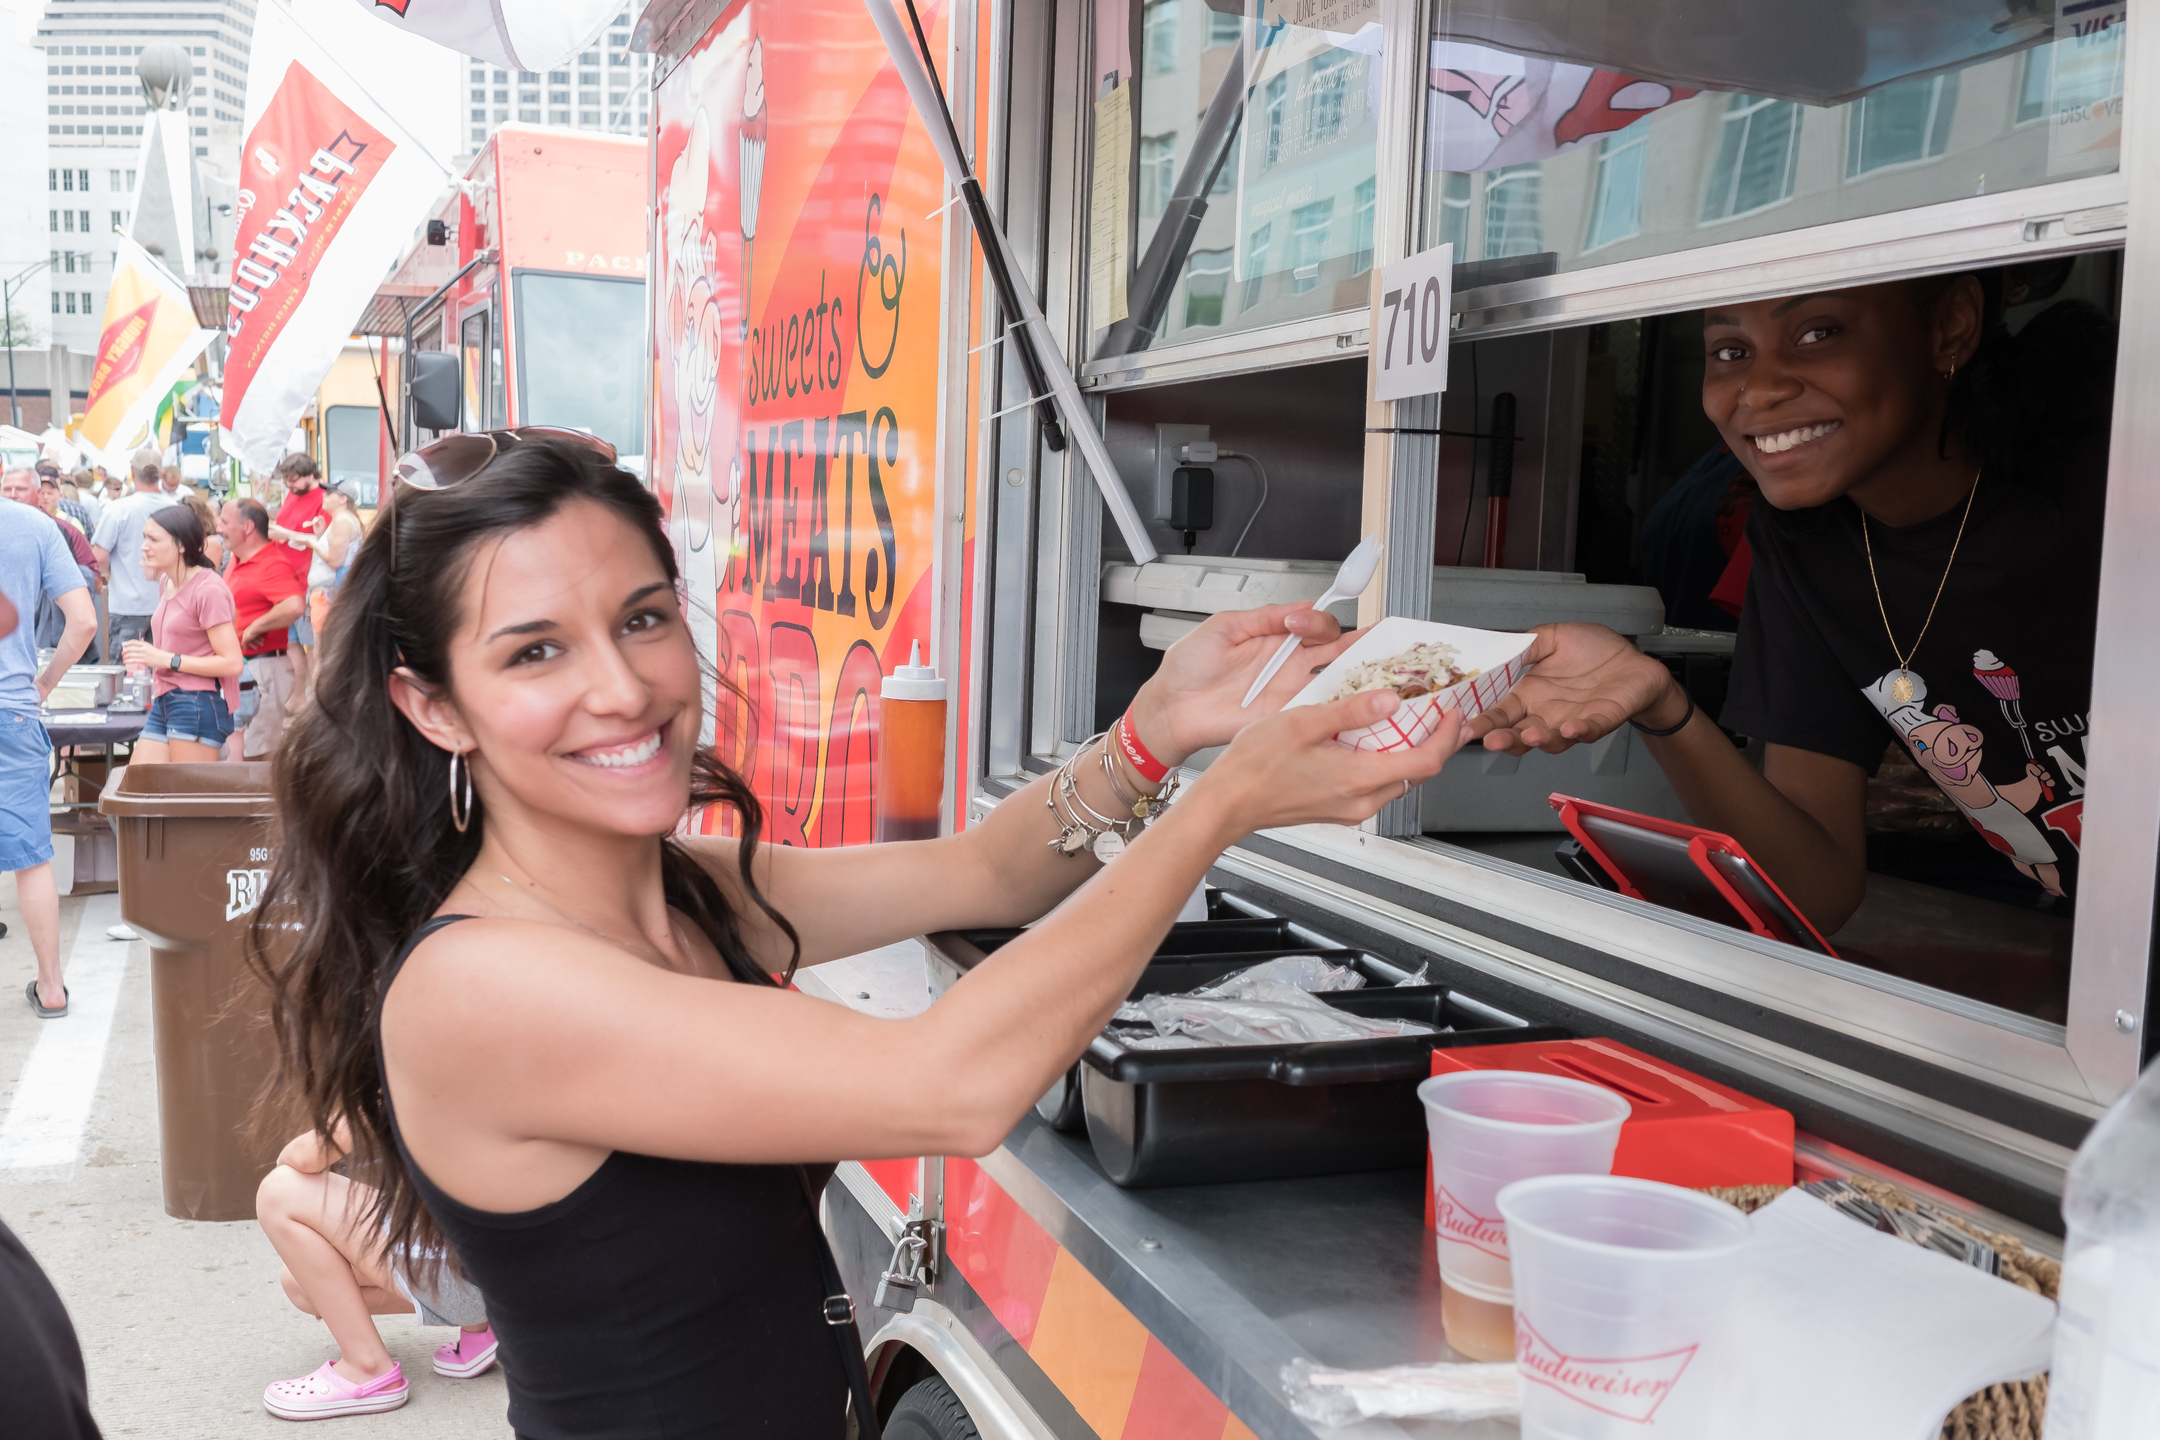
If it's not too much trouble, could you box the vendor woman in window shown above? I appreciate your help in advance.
[1469,274,2110,931]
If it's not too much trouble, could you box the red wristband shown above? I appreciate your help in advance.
[1113,710,1171,785]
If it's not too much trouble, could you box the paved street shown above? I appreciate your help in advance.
[0,881,510,1437]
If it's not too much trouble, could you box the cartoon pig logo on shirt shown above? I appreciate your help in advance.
[1864,668,2064,896]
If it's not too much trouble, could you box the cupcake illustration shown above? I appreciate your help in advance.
[739,37,767,341]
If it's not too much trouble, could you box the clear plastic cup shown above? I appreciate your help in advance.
[1498,1175,1752,1439]
[1418,1071,1630,1359]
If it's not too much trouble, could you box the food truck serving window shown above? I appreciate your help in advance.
[512,271,647,458]
[1002,0,2150,1125]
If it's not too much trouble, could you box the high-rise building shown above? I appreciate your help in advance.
[3,5,55,356]
[36,0,251,352]
[460,9,649,161]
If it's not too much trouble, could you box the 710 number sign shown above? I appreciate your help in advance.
[1372,241,1453,403]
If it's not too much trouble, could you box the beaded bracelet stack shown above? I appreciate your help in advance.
[1047,713,1180,861]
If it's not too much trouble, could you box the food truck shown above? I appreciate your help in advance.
[370,125,649,484]
[627,0,2147,1432]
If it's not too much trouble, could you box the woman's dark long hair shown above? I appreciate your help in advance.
[148,503,211,570]
[250,438,799,1271]
[1920,269,2118,480]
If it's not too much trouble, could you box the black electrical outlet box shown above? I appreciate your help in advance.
[1169,466,1214,531]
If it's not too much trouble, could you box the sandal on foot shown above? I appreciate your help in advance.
[433,1326,499,1378]
[263,1361,408,1420]
[26,981,67,1019]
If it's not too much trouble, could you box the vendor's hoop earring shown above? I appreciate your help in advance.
[448,749,473,833]
[1945,362,1956,383]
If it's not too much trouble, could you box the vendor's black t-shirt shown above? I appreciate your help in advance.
[1721,441,2102,902]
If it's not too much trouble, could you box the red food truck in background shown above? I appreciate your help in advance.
[368,125,649,480]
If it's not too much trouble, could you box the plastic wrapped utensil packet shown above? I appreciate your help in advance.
[1201,955,1365,996]
[1280,1358,1520,1425]
[1116,980,1436,1046]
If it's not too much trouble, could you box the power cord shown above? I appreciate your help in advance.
[1454,343,1481,565]
[1217,449,1270,556]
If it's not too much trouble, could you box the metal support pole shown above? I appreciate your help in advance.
[5,260,56,429]
[861,0,1160,564]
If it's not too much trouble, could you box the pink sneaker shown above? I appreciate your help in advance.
[263,1360,409,1420]
[433,1326,499,1379]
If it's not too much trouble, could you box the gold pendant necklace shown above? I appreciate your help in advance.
[488,870,702,978]
[1862,472,1981,705]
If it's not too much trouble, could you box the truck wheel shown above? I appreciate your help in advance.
[882,1375,981,1440]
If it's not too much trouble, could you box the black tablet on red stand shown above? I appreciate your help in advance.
[1548,794,1840,958]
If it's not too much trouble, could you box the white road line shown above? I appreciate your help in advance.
[0,893,130,1169]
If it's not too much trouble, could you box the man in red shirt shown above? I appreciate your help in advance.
[220,497,306,760]
[272,453,324,583]
[273,453,326,695]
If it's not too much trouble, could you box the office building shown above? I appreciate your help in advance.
[461,9,649,160]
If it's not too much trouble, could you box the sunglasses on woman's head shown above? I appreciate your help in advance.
[392,427,618,492]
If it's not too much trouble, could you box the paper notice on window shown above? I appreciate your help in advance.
[2047,0,2126,176]
[1263,0,1382,34]
[1089,83,1132,333]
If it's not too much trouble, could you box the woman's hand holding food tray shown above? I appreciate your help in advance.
[1282,617,1536,753]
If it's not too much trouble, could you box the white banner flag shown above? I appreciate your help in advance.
[219,0,452,474]
[347,0,618,73]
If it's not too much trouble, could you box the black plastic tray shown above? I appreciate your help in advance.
[923,911,1566,1188]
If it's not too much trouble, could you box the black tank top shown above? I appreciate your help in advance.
[376,916,849,1439]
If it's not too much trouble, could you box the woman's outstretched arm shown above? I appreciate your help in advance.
[686,602,1361,966]
[1467,622,1869,929]
[381,691,1460,1194]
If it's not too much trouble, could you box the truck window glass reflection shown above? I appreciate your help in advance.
[513,272,647,459]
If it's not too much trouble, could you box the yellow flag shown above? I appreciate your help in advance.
[79,235,215,465]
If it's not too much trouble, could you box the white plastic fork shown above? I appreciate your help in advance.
[1238,535,1384,708]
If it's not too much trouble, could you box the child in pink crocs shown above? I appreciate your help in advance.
[256,1121,496,1421]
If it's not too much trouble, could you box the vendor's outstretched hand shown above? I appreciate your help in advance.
[1466,622,1679,755]
[1128,603,1360,766]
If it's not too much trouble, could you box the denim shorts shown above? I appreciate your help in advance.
[0,711,54,872]
[143,688,235,747]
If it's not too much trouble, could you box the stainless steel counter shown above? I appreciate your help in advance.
[802,942,1512,1438]
[979,1113,1511,1439]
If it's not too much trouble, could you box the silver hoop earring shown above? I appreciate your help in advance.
[448,749,474,834]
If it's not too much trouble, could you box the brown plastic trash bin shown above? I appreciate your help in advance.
[100,763,290,1221]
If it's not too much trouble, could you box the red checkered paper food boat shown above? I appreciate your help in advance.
[1284,616,1537,753]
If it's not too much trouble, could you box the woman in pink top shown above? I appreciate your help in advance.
[121,505,244,763]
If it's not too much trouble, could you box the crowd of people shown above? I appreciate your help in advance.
[1,448,366,964]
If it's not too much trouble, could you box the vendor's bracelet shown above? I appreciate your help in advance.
[1629,691,1695,738]
[1112,710,1172,785]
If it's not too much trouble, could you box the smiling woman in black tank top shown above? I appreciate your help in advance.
[246,437,1458,1438]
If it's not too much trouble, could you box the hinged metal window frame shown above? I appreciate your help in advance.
[982,0,2151,1118]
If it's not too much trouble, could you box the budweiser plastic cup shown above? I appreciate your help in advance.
[1417,1072,1629,1359]
[1498,1175,1752,1439]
